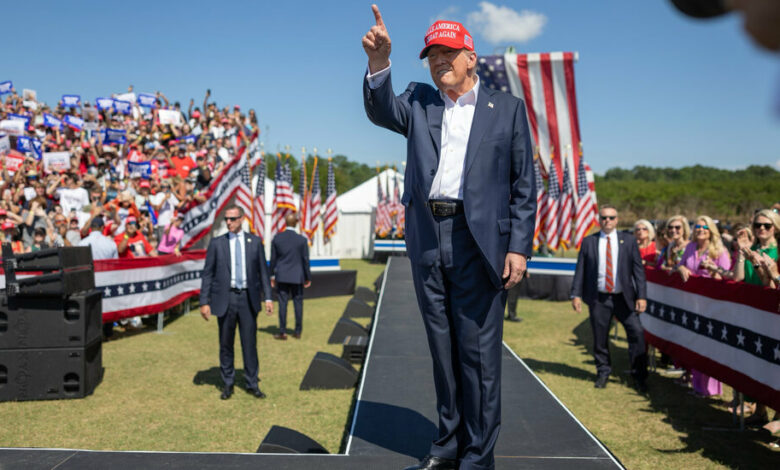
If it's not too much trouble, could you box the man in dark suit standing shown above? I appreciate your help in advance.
[200,204,273,400]
[270,213,311,340]
[571,204,648,392]
[362,6,536,470]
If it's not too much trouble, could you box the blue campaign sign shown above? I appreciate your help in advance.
[181,135,198,144]
[96,97,114,111]
[31,138,42,160]
[137,93,156,107]
[62,95,81,108]
[128,161,152,178]
[16,136,33,152]
[105,128,127,144]
[63,115,84,131]
[0,81,12,95]
[8,113,30,127]
[113,99,132,115]
[43,113,63,129]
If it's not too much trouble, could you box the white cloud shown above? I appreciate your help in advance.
[431,6,460,24]
[466,2,546,45]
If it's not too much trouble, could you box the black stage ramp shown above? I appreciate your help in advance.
[346,257,623,469]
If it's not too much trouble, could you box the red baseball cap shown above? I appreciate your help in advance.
[139,180,151,189]
[0,209,7,216]
[192,110,201,119]
[420,20,474,59]
[1,221,15,230]
[126,216,138,224]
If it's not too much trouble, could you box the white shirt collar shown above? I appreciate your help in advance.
[440,76,480,107]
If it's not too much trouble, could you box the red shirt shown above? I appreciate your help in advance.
[114,232,153,259]
[639,241,657,265]
[169,155,196,179]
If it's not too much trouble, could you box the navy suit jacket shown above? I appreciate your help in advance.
[363,72,536,288]
[270,229,311,285]
[571,231,647,309]
[199,231,272,317]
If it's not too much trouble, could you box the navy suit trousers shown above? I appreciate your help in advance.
[410,213,506,470]
[217,290,259,390]
[588,293,647,381]
[277,282,303,335]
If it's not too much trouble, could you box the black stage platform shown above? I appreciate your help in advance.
[0,257,622,469]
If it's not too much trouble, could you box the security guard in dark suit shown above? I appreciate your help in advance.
[270,213,311,340]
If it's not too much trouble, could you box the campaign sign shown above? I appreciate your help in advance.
[5,153,24,174]
[96,97,114,111]
[7,113,30,127]
[181,135,197,145]
[64,115,84,132]
[16,136,33,153]
[62,95,81,108]
[158,109,182,126]
[0,136,10,154]
[137,93,156,107]
[128,161,152,178]
[43,113,63,130]
[43,151,71,173]
[0,120,25,136]
[31,138,43,160]
[113,99,132,115]
[0,81,12,95]
[105,128,127,145]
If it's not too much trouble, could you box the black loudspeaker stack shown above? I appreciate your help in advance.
[0,246,103,402]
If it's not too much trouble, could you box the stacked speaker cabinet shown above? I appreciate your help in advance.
[0,245,103,401]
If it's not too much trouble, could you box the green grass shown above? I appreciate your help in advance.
[503,298,778,469]
[1,258,775,468]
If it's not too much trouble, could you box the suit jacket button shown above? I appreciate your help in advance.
[430,169,435,176]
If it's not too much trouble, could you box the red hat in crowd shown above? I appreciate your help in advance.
[139,180,151,189]
[81,141,90,149]
[233,105,240,110]
[126,216,138,225]
[0,209,7,216]
[192,110,201,119]
[419,20,474,59]
[1,221,15,231]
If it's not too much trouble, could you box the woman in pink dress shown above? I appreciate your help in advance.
[676,215,731,397]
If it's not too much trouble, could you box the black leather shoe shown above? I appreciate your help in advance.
[506,316,522,323]
[594,375,609,389]
[403,455,457,470]
[220,386,233,400]
[246,387,266,399]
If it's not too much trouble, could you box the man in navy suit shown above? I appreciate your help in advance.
[200,205,273,400]
[270,213,311,340]
[362,6,536,470]
[571,204,648,392]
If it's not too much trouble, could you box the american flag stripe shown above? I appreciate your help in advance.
[252,155,265,241]
[557,164,573,248]
[533,158,549,250]
[544,162,560,250]
[563,53,583,191]
[323,158,338,243]
[306,159,321,242]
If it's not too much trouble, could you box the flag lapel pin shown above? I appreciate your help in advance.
[488,102,494,109]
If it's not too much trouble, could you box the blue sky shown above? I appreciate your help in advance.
[4,1,778,173]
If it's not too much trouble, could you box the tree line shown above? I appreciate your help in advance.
[594,164,778,224]
[264,153,380,196]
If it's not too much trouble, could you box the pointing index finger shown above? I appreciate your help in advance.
[372,4,385,28]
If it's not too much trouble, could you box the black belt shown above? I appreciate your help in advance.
[428,199,463,217]
[230,287,246,293]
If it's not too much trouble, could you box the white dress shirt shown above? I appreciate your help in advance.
[597,230,621,294]
[366,64,480,200]
[228,231,247,289]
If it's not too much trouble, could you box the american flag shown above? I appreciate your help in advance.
[544,160,560,251]
[306,158,321,243]
[271,155,295,238]
[533,157,549,250]
[247,131,262,169]
[574,158,598,248]
[556,162,574,249]
[374,170,392,237]
[323,158,338,243]
[392,169,404,236]
[252,154,266,241]
[234,141,253,220]
[299,154,308,235]
[478,51,587,250]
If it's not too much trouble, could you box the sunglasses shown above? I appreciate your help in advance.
[600,215,616,221]
[634,227,648,231]
[668,225,683,231]
[694,224,709,230]
[224,216,241,222]
[753,222,773,230]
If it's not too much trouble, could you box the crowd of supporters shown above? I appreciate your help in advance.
[0,86,258,259]
[631,205,780,442]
